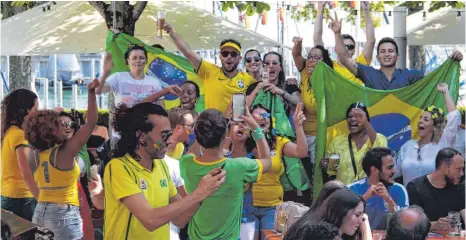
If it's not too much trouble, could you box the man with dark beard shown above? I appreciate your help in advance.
[348,147,409,230]
[164,22,256,114]
[329,14,463,90]
[407,147,465,232]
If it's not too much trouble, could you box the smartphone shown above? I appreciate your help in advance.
[261,67,269,82]
[232,93,246,122]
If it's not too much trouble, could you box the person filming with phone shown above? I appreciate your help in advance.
[321,102,388,185]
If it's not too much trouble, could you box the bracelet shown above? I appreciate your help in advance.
[251,127,265,142]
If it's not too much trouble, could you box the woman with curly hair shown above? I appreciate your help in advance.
[395,83,461,186]
[1,89,39,221]
[24,80,99,240]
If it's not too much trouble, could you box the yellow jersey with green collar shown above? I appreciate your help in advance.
[196,60,255,114]
[34,147,80,206]
[103,154,177,240]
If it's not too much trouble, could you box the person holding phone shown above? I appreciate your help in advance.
[180,107,272,240]
[249,103,308,238]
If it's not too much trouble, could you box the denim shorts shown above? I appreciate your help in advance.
[32,202,83,240]
[253,206,276,231]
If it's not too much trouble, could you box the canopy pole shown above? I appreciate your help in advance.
[54,54,58,107]
[394,6,407,68]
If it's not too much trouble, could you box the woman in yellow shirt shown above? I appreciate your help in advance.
[1,89,39,221]
[250,104,308,237]
[24,80,99,239]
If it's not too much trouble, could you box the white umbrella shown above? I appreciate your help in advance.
[1,1,287,56]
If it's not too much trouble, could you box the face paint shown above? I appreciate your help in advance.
[153,140,166,151]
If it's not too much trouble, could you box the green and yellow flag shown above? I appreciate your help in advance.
[105,30,205,111]
[311,60,460,198]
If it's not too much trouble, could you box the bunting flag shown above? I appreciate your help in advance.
[105,30,205,111]
[311,60,460,198]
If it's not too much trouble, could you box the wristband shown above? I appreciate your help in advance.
[251,127,265,142]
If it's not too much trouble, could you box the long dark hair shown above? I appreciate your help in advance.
[312,45,334,69]
[244,49,262,74]
[264,51,286,89]
[1,89,38,141]
[112,103,168,158]
[285,181,347,239]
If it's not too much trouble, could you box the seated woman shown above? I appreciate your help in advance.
[396,83,460,186]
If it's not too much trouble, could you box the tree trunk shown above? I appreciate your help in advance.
[407,3,426,71]
[89,1,147,133]
[1,1,43,91]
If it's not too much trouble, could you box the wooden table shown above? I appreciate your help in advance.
[263,229,465,240]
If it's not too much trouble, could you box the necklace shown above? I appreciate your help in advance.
[130,72,145,92]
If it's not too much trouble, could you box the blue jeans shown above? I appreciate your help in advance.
[1,196,37,221]
[32,202,83,240]
[253,206,276,231]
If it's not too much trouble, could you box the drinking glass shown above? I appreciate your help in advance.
[157,11,166,38]
[448,211,461,236]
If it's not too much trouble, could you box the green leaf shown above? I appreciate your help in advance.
[246,5,255,16]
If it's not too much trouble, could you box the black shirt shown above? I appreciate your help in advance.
[407,175,465,221]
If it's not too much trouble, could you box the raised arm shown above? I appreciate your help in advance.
[313,1,326,46]
[95,53,113,94]
[165,22,201,71]
[353,108,377,145]
[139,85,182,104]
[330,13,358,75]
[240,106,272,173]
[438,83,456,113]
[283,103,308,158]
[57,80,99,169]
[362,1,376,63]
[292,37,306,71]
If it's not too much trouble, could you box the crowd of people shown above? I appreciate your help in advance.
[1,2,465,240]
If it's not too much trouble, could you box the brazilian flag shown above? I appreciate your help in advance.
[105,30,205,111]
[312,60,461,198]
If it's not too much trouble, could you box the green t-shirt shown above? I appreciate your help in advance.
[180,154,263,240]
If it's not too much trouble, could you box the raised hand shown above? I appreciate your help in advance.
[293,103,306,126]
[449,50,463,61]
[351,108,368,126]
[163,22,173,34]
[239,106,260,130]
[328,12,342,34]
[292,36,303,45]
[437,83,449,94]
[88,79,100,92]
[166,85,182,95]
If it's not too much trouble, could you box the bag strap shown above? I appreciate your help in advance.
[348,134,358,178]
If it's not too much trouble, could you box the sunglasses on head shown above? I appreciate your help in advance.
[245,56,261,63]
[345,44,355,51]
[61,121,77,129]
[221,51,239,58]
[264,61,280,66]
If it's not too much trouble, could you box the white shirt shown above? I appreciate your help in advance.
[395,110,461,186]
[106,72,164,108]
[164,155,184,240]
[455,128,465,156]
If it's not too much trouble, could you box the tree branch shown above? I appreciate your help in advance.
[89,1,108,20]
[132,1,147,21]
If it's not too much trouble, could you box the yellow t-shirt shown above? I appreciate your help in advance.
[332,53,369,85]
[327,133,387,185]
[104,154,177,240]
[167,142,185,160]
[197,60,256,114]
[34,147,80,206]
[1,126,33,198]
[253,137,290,207]
[299,71,318,136]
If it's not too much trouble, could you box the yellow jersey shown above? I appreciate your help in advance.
[1,126,33,198]
[34,147,80,206]
[197,60,255,114]
[332,53,369,85]
[253,137,290,207]
[328,133,388,185]
[104,154,177,240]
[167,142,184,160]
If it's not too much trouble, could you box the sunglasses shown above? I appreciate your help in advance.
[245,57,261,63]
[260,112,271,119]
[61,121,77,129]
[264,61,280,66]
[307,55,323,61]
[221,51,239,58]
[161,131,173,142]
[345,44,355,51]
